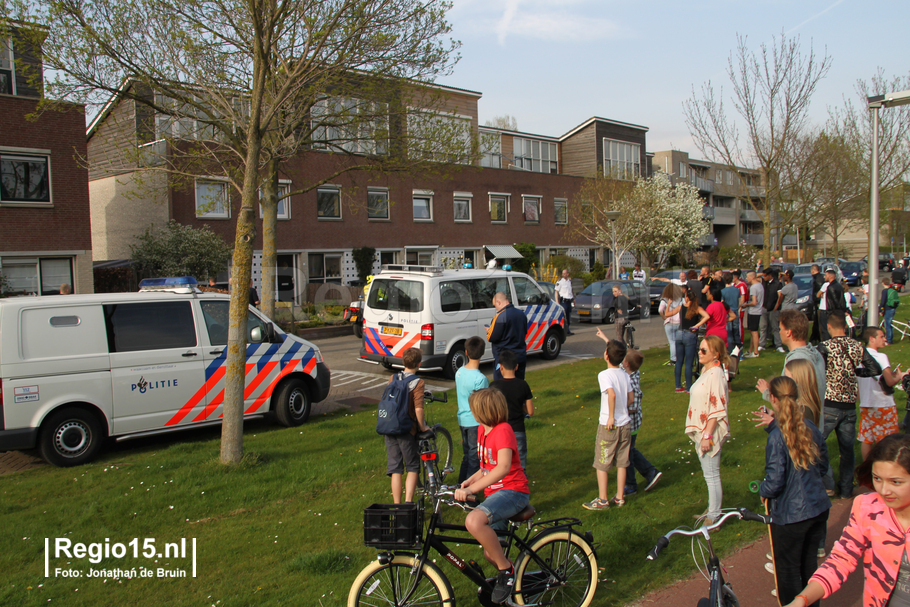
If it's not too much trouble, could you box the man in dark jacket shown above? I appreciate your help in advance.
[487,292,528,381]
[817,269,845,341]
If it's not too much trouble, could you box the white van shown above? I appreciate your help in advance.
[0,278,331,466]
[359,265,565,378]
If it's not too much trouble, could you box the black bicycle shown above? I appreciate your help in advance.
[418,390,453,491]
[647,508,772,607]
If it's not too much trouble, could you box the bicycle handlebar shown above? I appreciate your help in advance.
[423,390,448,404]
[646,508,771,561]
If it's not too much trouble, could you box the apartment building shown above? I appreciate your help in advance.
[0,26,93,295]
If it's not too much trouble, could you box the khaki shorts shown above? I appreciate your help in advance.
[593,423,631,471]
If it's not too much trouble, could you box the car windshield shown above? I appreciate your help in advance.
[793,275,814,289]
[581,282,614,297]
[793,264,814,274]
[841,262,862,272]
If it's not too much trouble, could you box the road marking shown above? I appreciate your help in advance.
[560,350,594,359]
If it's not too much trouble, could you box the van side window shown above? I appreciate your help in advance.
[103,302,196,352]
[438,280,472,313]
[471,277,509,309]
[367,279,424,313]
[512,277,544,306]
[199,300,266,346]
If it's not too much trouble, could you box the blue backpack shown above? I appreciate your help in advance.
[376,373,414,435]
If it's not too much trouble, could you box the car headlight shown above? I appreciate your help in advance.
[593,303,601,310]
[796,296,809,304]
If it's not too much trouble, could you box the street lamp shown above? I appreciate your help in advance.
[867,90,910,326]
[604,210,621,280]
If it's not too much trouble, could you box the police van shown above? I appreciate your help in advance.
[0,278,331,466]
[359,265,565,378]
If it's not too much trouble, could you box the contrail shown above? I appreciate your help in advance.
[787,0,848,34]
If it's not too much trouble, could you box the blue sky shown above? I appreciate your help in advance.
[437,0,910,160]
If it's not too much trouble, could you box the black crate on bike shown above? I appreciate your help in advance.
[363,503,423,549]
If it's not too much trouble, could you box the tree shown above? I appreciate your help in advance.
[351,246,376,283]
[568,171,709,270]
[130,220,233,279]
[484,114,518,131]
[6,0,460,464]
[684,33,831,266]
[511,242,537,274]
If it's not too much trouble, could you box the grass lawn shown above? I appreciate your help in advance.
[3,310,909,606]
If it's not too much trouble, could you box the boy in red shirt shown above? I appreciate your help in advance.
[456,388,530,604]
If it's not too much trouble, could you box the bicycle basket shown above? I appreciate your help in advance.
[363,503,424,549]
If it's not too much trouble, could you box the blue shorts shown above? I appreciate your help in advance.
[477,489,530,527]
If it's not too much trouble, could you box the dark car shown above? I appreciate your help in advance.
[793,262,844,284]
[839,261,867,287]
[862,253,896,271]
[573,280,650,324]
[790,273,816,319]
[647,270,688,311]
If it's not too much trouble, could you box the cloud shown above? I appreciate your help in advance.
[498,9,621,43]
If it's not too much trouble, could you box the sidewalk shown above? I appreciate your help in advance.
[630,495,864,607]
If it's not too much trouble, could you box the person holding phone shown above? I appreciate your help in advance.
[857,327,905,460]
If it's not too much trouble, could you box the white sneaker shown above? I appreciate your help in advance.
[771,589,777,597]
[777,346,786,353]
[758,346,765,351]
[766,552,773,561]
[818,549,826,558]
[743,352,759,359]
[764,561,775,574]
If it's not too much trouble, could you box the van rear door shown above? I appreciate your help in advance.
[511,275,564,352]
[361,277,424,361]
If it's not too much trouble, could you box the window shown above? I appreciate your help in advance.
[259,180,291,219]
[479,130,501,168]
[367,278,425,312]
[413,190,433,221]
[0,37,13,95]
[104,302,197,352]
[512,137,558,173]
[512,277,546,307]
[307,253,342,283]
[554,199,568,225]
[199,300,268,346]
[379,250,397,266]
[406,250,434,265]
[0,257,73,296]
[453,192,472,222]
[725,171,734,186]
[368,189,389,220]
[603,139,641,179]
[408,111,472,163]
[522,196,540,223]
[679,162,687,179]
[490,194,509,223]
[317,187,341,219]
[471,277,509,309]
[195,179,229,218]
[311,96,389,155]
[1,153,50,203]
[438,280,473,313]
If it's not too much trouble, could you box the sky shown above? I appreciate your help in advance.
[436,0,910,160]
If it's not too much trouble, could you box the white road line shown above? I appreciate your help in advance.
[357,380,390,392]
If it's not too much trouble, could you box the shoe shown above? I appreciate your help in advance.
[758,346,765,351]
[582,497,609,511]
[818,549,826,558]
[766,552,773,561]
[771,589,777,597]
[674,387,685,393]
[743,352,759,359]
[777,347,786,353]
[826,489,836,497]
[765,561,775,574]
[624,485,637,495]
[610,496,625,507]
[491,564,515,604]
[566,331,575,336]
[644,471,663,492]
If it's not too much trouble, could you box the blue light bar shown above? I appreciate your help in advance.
[138,277,199,288]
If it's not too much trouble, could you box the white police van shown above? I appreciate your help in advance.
[0,278,331,466]
[359,265,565,378]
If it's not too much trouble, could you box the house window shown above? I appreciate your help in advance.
[679,162,687,179]
[453,192,472,222]
[554,199,568,225]
[0,257,73,296]
[367,189,389,220]
[1,153,51,204]
[379,250,397,266]
[311,96,389,155]
[195,179,229,218]
[513,137,558,173]
[479,130,501,168]
[317,187,341,219]
[413,190,433,221]
[307,253,342,283]
[603,139,641,179]
[490,194,509,223]
[406,250,434,265]
[523,196,540,223]
[0,37,13,95]
[725,170,734,186]
[259,180,291,219]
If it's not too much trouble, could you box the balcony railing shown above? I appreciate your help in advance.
[747,185,766,198]
[700,233,718,246]
[712,207,737,225]
[742,234,764,246]
[740,209,762,222]
[692,175,715,193]
[702,206,715,220]
[782,234,798,246]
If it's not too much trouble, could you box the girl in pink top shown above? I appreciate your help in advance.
[704,286,734,343]
[784,433,910,607]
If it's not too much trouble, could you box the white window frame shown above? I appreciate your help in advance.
[316,186,342,220]
[259,179,291,220]
[0,36,15,95]
[602,138,641,180]
[554,198,568,225]
[512,137,558,174]
[194,177,230,219]
[0,147,53,206]
[489,192,510,224]
[0,256,74,296]
[412,189,434,222]
[311,96,389,156]
[453,191,472,223]
[367,187,390,221]
[522,195,541,223]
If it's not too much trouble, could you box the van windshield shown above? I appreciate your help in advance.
[368,279,424,313]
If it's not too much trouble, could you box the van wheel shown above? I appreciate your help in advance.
[273,379,311,426]
[38,407,104,467]
[444,345,467,380]
[540,329,561,360]
[353,323,363,339]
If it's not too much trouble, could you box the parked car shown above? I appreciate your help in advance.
[861,252,896,271]
[815,257,850,266]
[573,280,650,324]
[793,262,844,284]
[839,261,867,287]
[647,270,687,311]
[790,273,816,319]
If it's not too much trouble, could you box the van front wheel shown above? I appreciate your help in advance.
[39,407,104,467]
[444,344,467,380]
[540,329,561,360]
[274,379,311,426]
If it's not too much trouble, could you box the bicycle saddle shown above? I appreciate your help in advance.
[417,429,435,440]
[509,505,536,522]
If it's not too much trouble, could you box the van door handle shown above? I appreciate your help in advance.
[209,350,223,355]
[182,351,198,357]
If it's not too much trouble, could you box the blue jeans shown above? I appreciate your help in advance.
[821,406,857,498]
[458,425,480,484]
[674,330,698,390]
[726,317,742,351]
[477,488,530,530]
[625,433,658,490]
[698,448,723,521]
[884,307,896,343]
[514,431,527,471]
[664,323,679,362]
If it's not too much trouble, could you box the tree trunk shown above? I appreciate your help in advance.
[260,159,279,320]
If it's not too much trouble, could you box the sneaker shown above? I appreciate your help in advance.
[582,497,609,511]
[764,561,775,574]
[777,346,786,353]
[766,552,773,561]
[818,548,826,558]
[758,346,765,351]
[624,485,637,496]
[674,387,686,393]
[743,352,759,359]
[771,589,777,597]
[491,565,515,604]
[610,496,625,507]
[644,471,663,492]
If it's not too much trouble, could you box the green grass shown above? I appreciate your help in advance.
[3,314,909,606]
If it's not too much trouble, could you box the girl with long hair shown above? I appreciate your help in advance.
[704,285,735,344]
[785,359,822,426]
[761,376,830,607]
[674,287,709,392]
[659,283,684,365]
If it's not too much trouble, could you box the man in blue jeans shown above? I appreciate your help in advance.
[881,277,899,344]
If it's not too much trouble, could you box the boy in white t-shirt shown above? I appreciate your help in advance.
[858,327,906,459]
[583,329,633,510]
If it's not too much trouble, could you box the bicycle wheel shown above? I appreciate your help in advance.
[721,584,739,607]
[434,426,454,481]
[347,554,453,607]
[513,530,598,607]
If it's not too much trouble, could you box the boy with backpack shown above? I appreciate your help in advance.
[378,348,429,503]
[490,349,534,471]
[881,277,901,344]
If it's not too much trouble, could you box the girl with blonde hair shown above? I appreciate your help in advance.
[785,358,823,427]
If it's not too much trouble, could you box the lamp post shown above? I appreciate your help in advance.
[867,90,910,326]
[604,210,621,280]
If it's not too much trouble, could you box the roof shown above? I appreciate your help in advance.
[560,116,649,141]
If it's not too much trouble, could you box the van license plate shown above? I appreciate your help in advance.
[578,310,590,315]
[381,327,403,336]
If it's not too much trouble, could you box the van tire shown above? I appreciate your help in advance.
[444,344,467,380]
[38,407,104,467]
[273,379,311,426]
[540,329,561,360]
[353,323,363,339]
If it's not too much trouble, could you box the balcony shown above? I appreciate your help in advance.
[712,207,737,225]
[692,175,715,193]
[747,185,766,198]
[782,234,798,246]
[740,209,762,222]
[700,233,718,247]
[702,206,715,220]
[742,234,765,246]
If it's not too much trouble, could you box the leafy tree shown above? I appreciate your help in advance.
[130,220,232,280]
[511,242,537,273]
[351,247,376,283]
[484,114,518,131]
[718,243,760,269]
[544,255,585,278]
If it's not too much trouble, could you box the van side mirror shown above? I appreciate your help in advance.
[250,326,264,343]
[265,322,278,342]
